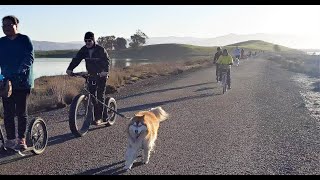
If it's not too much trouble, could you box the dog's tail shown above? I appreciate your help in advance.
[150,106,169,122]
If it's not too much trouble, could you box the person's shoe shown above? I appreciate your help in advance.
[93,119,103,126]
[4,139,17,149]
[228,86,231,90]
[18,138,27,150]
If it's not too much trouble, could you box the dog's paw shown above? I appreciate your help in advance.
[124,163,133,171]
[142,159,149,164]
[124,165,131,170]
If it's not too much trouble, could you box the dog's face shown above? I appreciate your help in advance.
[128,115,147,139]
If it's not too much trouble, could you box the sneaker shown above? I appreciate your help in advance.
[4,139,17,149]
[228,86,231,90]
[18,138,27,150]
[93,119,103,126]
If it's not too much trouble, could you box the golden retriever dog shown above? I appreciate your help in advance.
[124,106,169,170]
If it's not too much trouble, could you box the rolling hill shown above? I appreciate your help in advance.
[32,41,83,51]
[32,33,318,51]
[146,33,318,50]
[36,40,301,60]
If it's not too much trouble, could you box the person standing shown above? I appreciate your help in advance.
[0,15,34,150]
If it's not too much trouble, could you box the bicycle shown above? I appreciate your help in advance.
[68,72,117,137]
[219,64,230,94]
[235,57,240,66]
[0,117,48,156]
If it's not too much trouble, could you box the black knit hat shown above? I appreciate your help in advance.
[84,31,95,41]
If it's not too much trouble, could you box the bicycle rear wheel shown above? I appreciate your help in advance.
[28,117,48,155]
[103,97,117,126]
[69,94,93,137]
[222,73,227,94]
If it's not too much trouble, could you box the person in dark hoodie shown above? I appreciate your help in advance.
[66,31,110,126]
[0,15,34,150]
[213,46,222,82]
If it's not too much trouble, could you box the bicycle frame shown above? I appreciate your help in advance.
[72,72,109,123]
[220,69,228,94]
[69,72,119,137]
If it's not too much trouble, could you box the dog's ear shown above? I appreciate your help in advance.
[135,114,145,119]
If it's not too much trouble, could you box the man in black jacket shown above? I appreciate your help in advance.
[66,31,110,125]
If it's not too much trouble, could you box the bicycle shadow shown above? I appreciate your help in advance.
[76,158,143,175]
[194,86,218,92]
[47,124,116,147]
[117,82,214,101]
[118,92,215,114]
[47,133,74,147]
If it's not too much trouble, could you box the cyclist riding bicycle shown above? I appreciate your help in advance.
[217,49,233,89]
[213,47,223,82]
[233,46,241,60]
[66,31,110,126]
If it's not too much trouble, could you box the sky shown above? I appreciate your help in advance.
[0,5,320,49]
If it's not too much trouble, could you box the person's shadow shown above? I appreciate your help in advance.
[118,92,215,114]
[0,148,34,165]
[117,82,214,101]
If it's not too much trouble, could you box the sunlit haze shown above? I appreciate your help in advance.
[1,5,320,49]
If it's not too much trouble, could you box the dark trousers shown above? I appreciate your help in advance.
[2,89,30,140]
[88,78,107,121]
[219,69,231,87]
[216,64,220,81]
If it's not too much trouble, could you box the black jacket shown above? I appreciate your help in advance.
[213,51,222,64]
[67,44,110,74]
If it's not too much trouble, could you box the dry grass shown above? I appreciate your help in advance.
[0,58,211,119]
[266,53,320,76]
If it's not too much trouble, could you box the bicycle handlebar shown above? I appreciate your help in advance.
[70,72,101,78]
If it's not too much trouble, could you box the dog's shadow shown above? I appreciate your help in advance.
[76,156,144,175]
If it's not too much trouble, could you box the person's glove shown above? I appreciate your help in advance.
[66,70,73,76]
[100,71,108,78]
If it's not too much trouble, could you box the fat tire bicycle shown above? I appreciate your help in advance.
[68,72,117,137]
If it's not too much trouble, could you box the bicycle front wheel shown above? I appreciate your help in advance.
[69,94,93,137]
[28,117,48,155]
[0,125,6,151]
[103,97,117,126]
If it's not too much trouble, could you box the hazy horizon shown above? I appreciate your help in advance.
[1,5,320,49]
